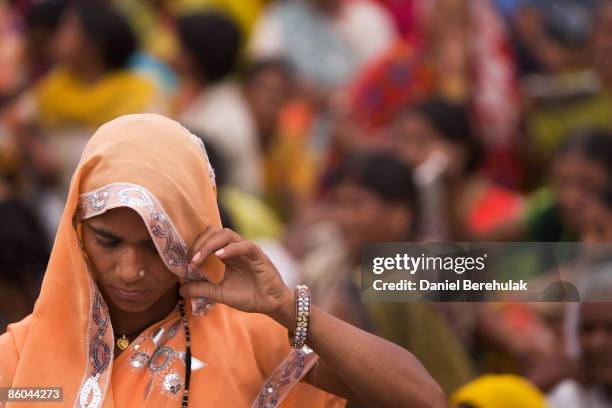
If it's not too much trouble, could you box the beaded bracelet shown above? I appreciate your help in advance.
[290,285,311,349]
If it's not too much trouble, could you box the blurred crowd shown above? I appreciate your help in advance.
[1,0,612,406]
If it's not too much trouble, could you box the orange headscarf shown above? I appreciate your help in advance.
[0,114,343,408]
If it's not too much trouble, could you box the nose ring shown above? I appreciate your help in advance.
[139,269,145,278]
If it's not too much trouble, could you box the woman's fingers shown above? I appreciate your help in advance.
[179,281,223,303]
[215,240,262,263]
[189,228,243,268]
[187,225,215,262]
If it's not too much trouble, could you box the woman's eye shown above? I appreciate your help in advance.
[144,242,157,254]
[95,237,119,249]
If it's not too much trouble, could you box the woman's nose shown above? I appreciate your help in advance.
[116,246,145,283]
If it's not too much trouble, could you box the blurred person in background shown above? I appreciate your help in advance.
[22,0,66,83]
[247,0,398,215]
[0,199,50,332]
[388,98,558,384]
[243,58,319,219]
[486,130,612,378]
[249,0,396,94]
[549,275,612,407]
[510,0,598,76]
[114,0,262,65]
[524,128,612,242]
[522,0,612,180]
[413,0,522,186]
[0,0,25,104]
[391,97,524,241]
[243,58,295,149]
[593,1,612,93]
[25,2,163,132]
[175,12,263,194]
[513,184,612,395]
[293,151,476,396]
[545,167,612,407]
[337,0,520,187]
[5,1,163,237]
[0,135,50,331]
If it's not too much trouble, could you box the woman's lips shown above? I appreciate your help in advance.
[110,286,149,301]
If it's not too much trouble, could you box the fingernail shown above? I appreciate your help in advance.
[191,251,201,263]
[215,249,225,257]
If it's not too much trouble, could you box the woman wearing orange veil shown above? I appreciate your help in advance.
[0,114,443,408]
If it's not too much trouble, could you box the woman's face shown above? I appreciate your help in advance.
[81,207,179,313]
[552,153,609,229]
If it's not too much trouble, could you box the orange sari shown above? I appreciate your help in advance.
[0,114,344,408]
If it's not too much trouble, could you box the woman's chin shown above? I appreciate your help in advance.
[108,296,155,313]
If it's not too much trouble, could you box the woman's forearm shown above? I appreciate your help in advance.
[270,299,446,408]
[181,229,445,407]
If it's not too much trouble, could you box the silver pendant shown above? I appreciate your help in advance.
[79,374,102,408]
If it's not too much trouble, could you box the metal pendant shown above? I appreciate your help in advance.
[116,335,130,351]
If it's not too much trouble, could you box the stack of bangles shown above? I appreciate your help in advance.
[290,285,311,349]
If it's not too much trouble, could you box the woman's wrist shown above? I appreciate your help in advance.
[269,287,297,329]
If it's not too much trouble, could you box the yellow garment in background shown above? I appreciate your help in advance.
[115,0,263,62]
[219,186,284,240]
[450,375,549,408]
[35,68,157,129]
[528,91,612,155]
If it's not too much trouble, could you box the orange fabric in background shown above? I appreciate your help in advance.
[0,114,344,408]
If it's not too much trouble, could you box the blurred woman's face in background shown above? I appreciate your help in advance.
[552,153,609,230]
[579,302,612,390]
[329,181,413,260]
[245,67,292,140]
[580,197,612,243]
[51,11,97,73]
[393,112,467,179]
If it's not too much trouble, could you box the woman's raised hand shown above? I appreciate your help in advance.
[179,227,294,317]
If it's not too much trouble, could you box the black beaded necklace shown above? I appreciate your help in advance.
[178,299,192,408]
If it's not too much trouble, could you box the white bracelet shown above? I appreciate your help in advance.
[290,285,311,349]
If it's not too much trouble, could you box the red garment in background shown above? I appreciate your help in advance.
[347,40,436,132]
[373,0,417,40]
[469,0,522,188]
[467,184,524,237]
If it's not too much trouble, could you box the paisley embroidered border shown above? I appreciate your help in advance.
[253,346,318,408]
[75,273,113,408]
